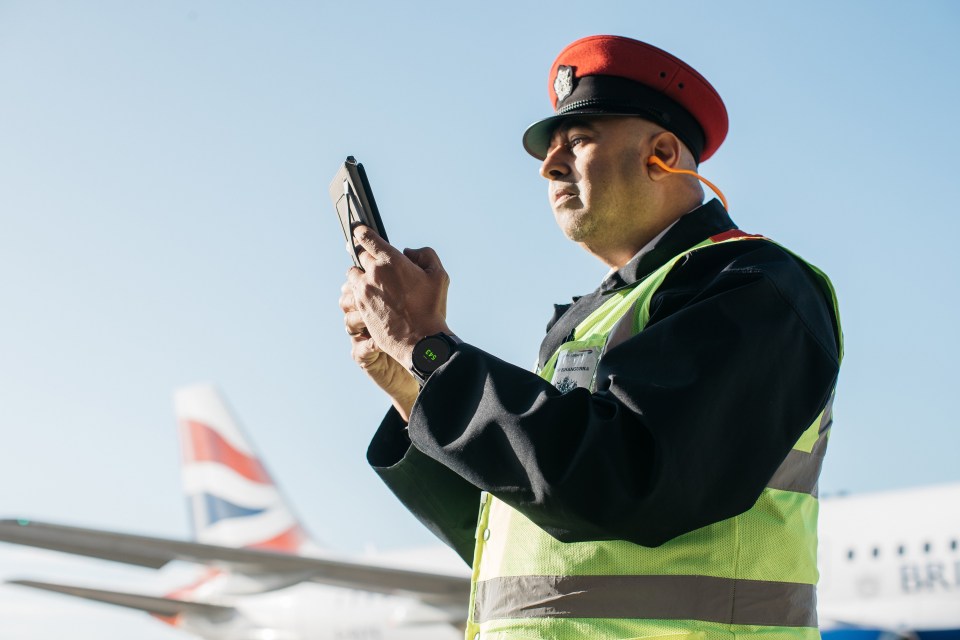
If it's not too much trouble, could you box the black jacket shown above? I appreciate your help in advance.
[367,200,842,565]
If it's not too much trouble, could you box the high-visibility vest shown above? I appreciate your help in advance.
[464,231,843,640]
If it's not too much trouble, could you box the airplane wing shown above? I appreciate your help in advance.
[0,519,470,605]
[7,579,235,620]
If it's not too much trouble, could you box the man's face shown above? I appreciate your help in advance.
[540,117,653,251]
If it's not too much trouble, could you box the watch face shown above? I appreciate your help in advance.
[412,335,453,374]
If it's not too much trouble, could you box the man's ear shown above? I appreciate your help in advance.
[646,132,685,181]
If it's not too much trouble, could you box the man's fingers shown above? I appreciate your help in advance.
[339,282,356,313]
[353,224,399,266]
[344,309,368,339]
[345,265,365,289]
[352,335,383,367]
[403,246,442,272]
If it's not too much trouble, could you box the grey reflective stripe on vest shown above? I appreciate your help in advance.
[766,434,828,496]
[767,395,834,496]
[473,575,817,628]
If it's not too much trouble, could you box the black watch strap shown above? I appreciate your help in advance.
[410,333,461,385]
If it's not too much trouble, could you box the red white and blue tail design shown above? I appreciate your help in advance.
[174,384,315,555]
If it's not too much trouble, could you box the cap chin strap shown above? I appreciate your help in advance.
[647,156,729,211]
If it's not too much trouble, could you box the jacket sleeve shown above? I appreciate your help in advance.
[367,409,481,565]
[371,241,841,548]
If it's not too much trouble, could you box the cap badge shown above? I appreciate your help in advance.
[554,65,575,103]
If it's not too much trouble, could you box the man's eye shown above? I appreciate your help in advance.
[567,136,586,148]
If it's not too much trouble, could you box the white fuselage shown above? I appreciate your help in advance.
[818,482,960,631]
[177,582,462,640]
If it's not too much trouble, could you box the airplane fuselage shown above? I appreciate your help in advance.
[176,583,461,640]
[818,483,960,634]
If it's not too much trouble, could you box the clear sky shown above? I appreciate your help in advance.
[0,1,958,637]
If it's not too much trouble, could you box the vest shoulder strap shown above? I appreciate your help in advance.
[594,233,772,358]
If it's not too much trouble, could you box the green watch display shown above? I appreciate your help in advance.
[411,333,461,384]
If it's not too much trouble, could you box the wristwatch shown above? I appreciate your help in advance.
[410,333,461,385]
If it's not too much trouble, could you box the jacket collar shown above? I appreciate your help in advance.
[543,199,738,348]
[599,198,736,293]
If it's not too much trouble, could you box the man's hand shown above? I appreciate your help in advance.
[341,225,453,421]
[340,281,420,421]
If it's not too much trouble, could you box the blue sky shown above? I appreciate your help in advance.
[0,1,958,637]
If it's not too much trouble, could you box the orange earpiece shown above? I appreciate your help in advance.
[647,156,729,211]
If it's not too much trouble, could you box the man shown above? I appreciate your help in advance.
[341,35,841,640]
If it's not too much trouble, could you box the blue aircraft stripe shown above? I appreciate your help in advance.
[823,630,960,640]
[197,493,267,526]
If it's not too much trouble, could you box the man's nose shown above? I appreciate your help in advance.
[540,144,571,180]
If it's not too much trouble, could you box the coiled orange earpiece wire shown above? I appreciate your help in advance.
[647,156,729,211]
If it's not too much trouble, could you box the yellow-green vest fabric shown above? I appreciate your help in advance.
[463,233,843,640]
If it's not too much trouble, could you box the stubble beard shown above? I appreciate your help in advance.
[554,198,599,243]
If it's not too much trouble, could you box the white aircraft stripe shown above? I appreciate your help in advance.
[182,463,284,508]
[198,505,298,548]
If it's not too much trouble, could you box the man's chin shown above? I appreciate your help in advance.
[556,214,595,244]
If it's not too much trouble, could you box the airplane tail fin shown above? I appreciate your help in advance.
[174,384,315,554]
